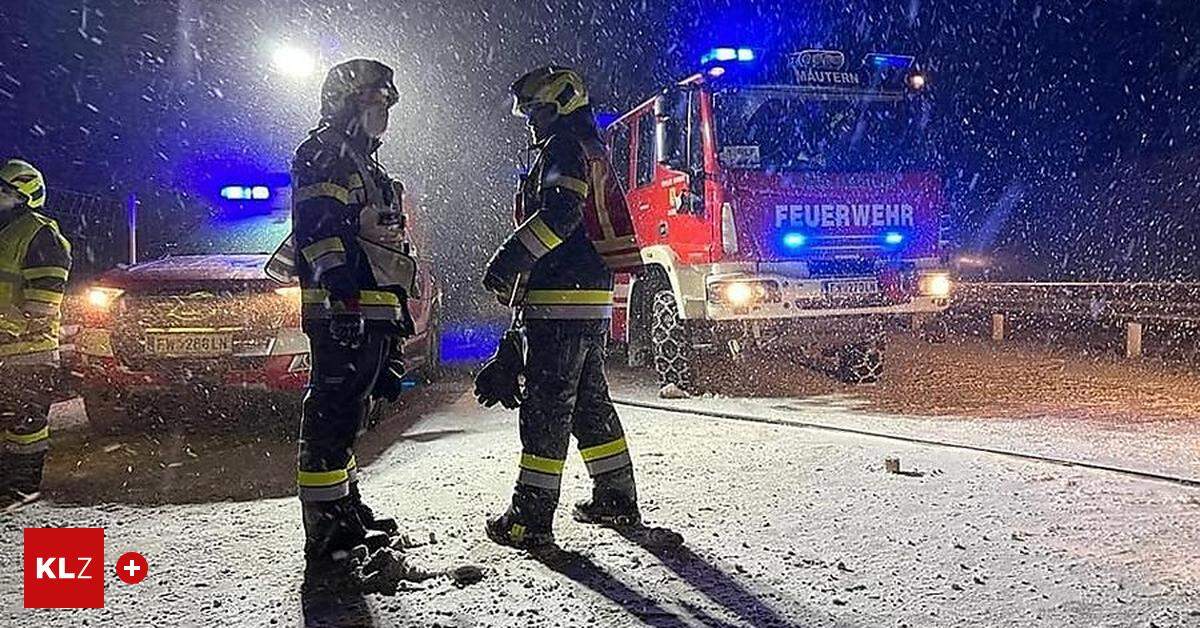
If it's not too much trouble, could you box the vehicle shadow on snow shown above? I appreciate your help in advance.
[43,380,466,506]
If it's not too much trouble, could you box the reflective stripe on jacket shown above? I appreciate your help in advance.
[0,211,71,361]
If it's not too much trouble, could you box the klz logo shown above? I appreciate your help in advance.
[24,528,105,608]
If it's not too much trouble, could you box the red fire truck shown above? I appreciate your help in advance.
[606,48,951,389]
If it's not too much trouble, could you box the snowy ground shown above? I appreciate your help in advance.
[2,336,1199,627]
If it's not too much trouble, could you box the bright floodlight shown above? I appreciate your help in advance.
[272,44,315,78]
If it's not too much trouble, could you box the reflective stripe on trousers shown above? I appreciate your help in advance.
[516,453,565,491]
[4,425,50,454]
[579,436,632,477]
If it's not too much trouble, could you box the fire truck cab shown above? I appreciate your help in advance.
[607,48,951,388]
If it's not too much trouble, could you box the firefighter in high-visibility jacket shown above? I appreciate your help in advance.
[279,59,417,568]
[0,159,71,508]
[480,66,644,549]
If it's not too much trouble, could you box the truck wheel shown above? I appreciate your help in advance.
[651,290,696,391]
[82,390,135,435]
[837,344,883,384]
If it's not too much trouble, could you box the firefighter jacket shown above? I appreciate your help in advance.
[268,127,417,333]
[491,134,641,320]
[0,209,72,364]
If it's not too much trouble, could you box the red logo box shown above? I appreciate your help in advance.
[24,528,105,609]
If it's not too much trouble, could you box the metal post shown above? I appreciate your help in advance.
[991,313,1005,341]
[1125,322,1143,359]
[125,192,138,265]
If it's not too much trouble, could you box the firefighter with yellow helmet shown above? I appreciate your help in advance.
[479,66,646,549]
[0,159,71,509]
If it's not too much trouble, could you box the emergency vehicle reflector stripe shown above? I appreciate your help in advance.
[21,266,69,281]
[579,436,632,477]
[22,288,63,305]
[517,453,565,491]
[295,182,351,205]
[543,174,590,198]
[523,290,613,305]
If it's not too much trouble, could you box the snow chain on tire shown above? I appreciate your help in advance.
[651,290,695,391]
[838,344,883,384]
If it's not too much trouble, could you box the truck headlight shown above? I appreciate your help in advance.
[709,280,781,306]
[85,286,125,311]
[918,273,952,298]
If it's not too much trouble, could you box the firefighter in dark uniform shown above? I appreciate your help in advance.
[279,59,416,568]
[480,67,643,549]
[0,159,71,509]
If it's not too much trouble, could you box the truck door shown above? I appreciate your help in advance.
[626,92,714,265]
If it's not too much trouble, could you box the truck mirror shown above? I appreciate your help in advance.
[654,89,685,170]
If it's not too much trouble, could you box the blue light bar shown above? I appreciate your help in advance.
[702,47,756,65]
[865,53,915,70]
[221,185,272,201]
[782,232,807,249]
[883,231,904,245]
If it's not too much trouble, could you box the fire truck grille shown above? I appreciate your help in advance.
[109,291,294,372]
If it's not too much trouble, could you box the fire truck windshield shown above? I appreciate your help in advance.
[713,88,933,174]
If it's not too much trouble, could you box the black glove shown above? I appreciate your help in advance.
[474,329,525,409]
[372,338,407,402]
[329,310,365,348]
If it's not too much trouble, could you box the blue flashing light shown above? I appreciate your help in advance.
[865,53,915,70]
[220,185,272,201]
[707,66,726,77]
[782,232,807,249]
[883,231,905,245]
[702,47,756,65]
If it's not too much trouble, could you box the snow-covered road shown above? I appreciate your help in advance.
[3,371,1198,627]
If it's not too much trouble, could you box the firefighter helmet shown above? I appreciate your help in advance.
[320,59,399,121]
[0,159,46,209]
[510,66,589,118]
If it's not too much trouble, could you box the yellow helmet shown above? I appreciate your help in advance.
[0,159,46,209]
[510,66,589,117]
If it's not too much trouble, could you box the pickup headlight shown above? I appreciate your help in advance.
[708,280,781,306]
[918,273,952,298]
[85,286,125,311]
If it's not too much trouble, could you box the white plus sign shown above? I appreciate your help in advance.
[124,561,141,577]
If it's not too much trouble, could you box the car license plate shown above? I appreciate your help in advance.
[146,333,233,357]
[824,279,879,297]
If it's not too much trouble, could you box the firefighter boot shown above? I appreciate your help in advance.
[302,497,378,565]
[485,509,555,551]
[348,482,398,536]
[573,467,641,527]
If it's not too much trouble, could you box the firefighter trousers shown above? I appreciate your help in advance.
[297,327,389,505]
[0,365,55,500]
[509,319,637,530]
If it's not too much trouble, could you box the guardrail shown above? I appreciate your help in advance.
[948,282,1200,359]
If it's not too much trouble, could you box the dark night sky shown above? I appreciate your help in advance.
[1,0,1198,295]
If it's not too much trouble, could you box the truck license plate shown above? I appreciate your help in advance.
[146,333,233,357]
[824,279,879,297]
